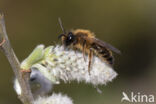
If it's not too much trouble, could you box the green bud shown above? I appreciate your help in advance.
[21,45,45,70]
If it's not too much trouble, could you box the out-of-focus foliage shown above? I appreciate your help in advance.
[0,0,156,104]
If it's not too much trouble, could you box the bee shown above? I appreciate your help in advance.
[58,18,121,74]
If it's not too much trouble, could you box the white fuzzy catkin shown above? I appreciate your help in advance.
[14,68,53,97]
[34,93,73,104]
[30,67,53,98]
[14,45,117,104]
[31,45,118,86]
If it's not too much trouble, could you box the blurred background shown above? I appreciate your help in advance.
[0,0,156,104]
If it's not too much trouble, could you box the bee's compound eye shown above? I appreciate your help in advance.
[65,32,75,46]
[68,32,75,41]
[69,36,72,40]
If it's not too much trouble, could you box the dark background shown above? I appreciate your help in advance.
[0,0,156,104]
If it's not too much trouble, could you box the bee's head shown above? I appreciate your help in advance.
[58,32,76,46]
[58,18,76,46]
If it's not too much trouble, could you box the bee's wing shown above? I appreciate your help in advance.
[92,38,121,54]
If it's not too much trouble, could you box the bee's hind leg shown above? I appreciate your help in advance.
[88,48,93,75]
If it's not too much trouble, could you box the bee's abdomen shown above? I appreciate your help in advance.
[92,43,114,65]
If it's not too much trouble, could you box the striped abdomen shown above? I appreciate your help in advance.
[91,43,114,65]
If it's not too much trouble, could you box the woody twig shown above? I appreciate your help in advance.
[0,13,34,104]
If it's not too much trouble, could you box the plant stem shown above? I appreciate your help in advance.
[0,14,34,104]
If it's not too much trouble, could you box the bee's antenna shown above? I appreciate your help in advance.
[58,17,66,34]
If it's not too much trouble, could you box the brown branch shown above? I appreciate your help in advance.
[0,14,34,104]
